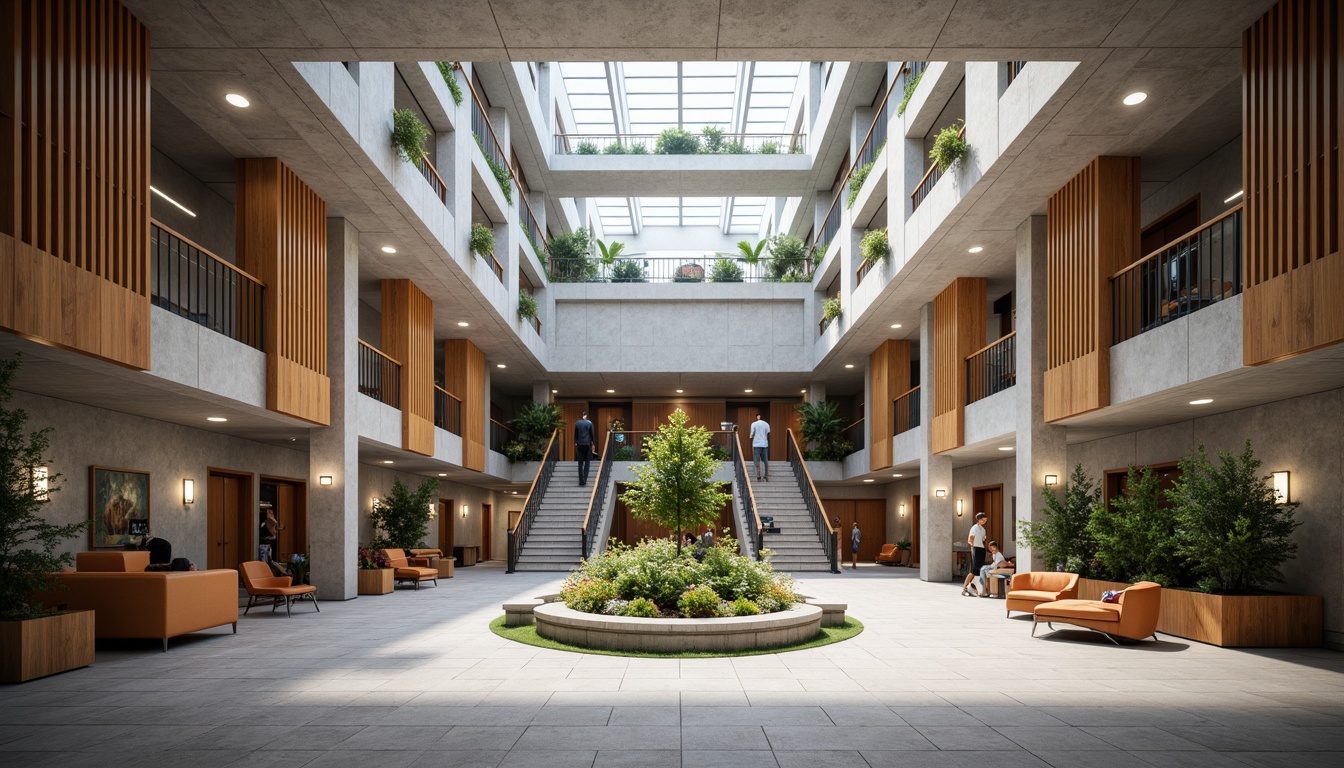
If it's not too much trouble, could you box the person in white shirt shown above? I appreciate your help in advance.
[971,540,1009,597]
[961,513,988,596]
[748,413,771,481]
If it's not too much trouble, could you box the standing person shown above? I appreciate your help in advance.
[749,413,771,481]
[574,411,595,486]
[961,513,988,596]
[850,521,861,570]
[831,515,842,574]
[258,507,283,564]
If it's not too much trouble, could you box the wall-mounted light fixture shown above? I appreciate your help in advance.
[372,497,382,512]
[319,475,333,486]
[461,503,469,520]
[899,503,906,518]
[182,479,195,505]
[935,489,946,498]
[1044,474,1058,487]
[32,466,49,502]
[956,499,964,516]
[427,503,437,518]
[1271,471,1290,504]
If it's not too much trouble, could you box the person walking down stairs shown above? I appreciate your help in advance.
[749,413,771,481]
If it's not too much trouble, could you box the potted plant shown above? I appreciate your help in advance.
[0,355,95,683]
[285,553,310,586]
[654,127,699,154]
[596,239,625,266]
[710,259,744,282]
[859,229,889,264]
[469,223,494,259]
[1019,464,1101,577]
[929,120,968,172]
[895,538,913,566]
[674,263,705,282]
[505,402,567,463]
[765,233,808,281]
[370,477,440,551]
[794,400,854,461]
[391,108,430,165]
[574,140,599,155]
[822,297,842,324]
[357,547,394,595]
[611,260,644,283]
[517,290,539,324]
[547,227,597,283]
[603,141,626,155]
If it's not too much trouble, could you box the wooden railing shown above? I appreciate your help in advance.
[893,385,921,435]
[484,250,504,282]
[553,132,806,155]
[855,228,889,285]
[911,124,966,212]
[150,221,265,350]
[414,156,448,204]
[730,433,765,560]
[434,385,462,435]
[357,341,400,408]
[785,429,837,573]
[507,429,560,573]
[965,331,1016,405]
[581,431,615,558]
[1111,205,1243,344]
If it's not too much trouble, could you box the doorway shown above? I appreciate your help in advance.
[260,476,308,563]
[206,469,253,572]
[439,497,454,555]
[481,503,492,561]
[973,484,1004,546]
[911,494,920,566]
[823,499,886,563]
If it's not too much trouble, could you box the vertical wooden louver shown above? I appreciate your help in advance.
[931,278,986,454]
[1243,0,1343,365]
[0,0,151,369]
[1043,156,1140,422]
[443,339,486,472]
[869,339,911,471]
[236,158,329,425]
[382,279,434,456]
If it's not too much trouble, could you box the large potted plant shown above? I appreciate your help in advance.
[765,233,808,281]
[795,400,854,461]
[356,547,393,596]
[1019,464,1101,575]
[0,355,95,683]
[504,402,566,463]
[370,477,440,551]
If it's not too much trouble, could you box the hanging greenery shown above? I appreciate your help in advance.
[517,290,539,321]
[469,223,494,257]
[391,109,430,164]
[859,229,889,263]
[473,134,514,204]
[434,61,464,106]
[929,120,968,172]
[896,69,924,117]
[822,296,842,321]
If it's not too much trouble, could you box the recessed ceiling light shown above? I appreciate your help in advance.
[1122,91,1147,106]
[998,446,1014,451]
[457,321,469,327]
[225,93,250,108]
[552,389,558,394]
[380,246,397,254]
[1190,398,1214,405]
[150,186,197,218]
[1224,190,1244,203]
[382,460,394,464]
[676,389,684,393]
[893,473,902,477]
[968,246,983,254]
[844,364,855,369]
[863,478,874,483]
[512,491,519,495]
[206,416,228,422]
[744,388,753,393]
[606,389,615,393]
[496,363,506,369]
[890,323,902,329]
[437,473,447,477]
[801,389,807,393]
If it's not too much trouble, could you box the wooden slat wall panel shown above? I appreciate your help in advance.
[1243,0,1343,365]
[869,339,911,471]
[768,401,801,462]
[0,0,149,369]
[236,157,329,425]
[931,278,985,454]
[1043,156,1140,422]
[443,339,486,471]
[382,279,434,456]
[557,403,588,461]
[632,401,727,433]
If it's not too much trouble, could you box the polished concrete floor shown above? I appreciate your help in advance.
[1,563,1341,768]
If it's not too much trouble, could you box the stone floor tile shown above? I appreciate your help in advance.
[680,725,769,750]
[1081,726,1213,752]
[819,705,906,725]
[513,725,680,751]
[916,725,1024,750]
[606,706,681,726]
[889,706,983,726]
[959,706,1069,726]
[497,750,596,768]
[995,726,1119,752]
[303,750,424,768]
[773,750,872,768]
[763,725,937,751]
[410,750,507,768]
[681,750,780,768]
[529,706,611,725]
[1027,751,1155,768]
[592,749,680,768]
[682,706,831,726]
[435,726,526,751]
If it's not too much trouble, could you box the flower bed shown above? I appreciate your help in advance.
[534,601,823,653]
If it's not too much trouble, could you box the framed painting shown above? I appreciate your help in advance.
[90,466,151,548]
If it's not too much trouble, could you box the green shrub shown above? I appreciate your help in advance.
[561,577,618,614]
[722,139,747,154]
[699,542,773,601]
[603,141,627,155]
[896,69,923,117]
[730,598,761,616]
[469,223,494,257]
[620,597,660,618]
[473,134,514,203]
[678,585,722,618]
[766,233,808,281]
[759,140,779,154]
[504,402,565,462]
[929,120,968,172]
[788,140,804,154]
[1019,464,1100,576]
[797,400,853,460]
[575,140,599,155]
[517,290,538,321]
[628,143,649,154]
[435,61,464,106]
[613,445,637,460]
[859,229,888,263]
[547,227,597,283]
[700,126,726,153]
[610,260,645,283]
[846,159,875,208]
[391,109,430,164]
[655,127,700,154]
[1088,466,1181,586]
[822,296,842,321]
[710,259,744,282]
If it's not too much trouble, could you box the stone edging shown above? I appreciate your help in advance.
[532,602,823,652]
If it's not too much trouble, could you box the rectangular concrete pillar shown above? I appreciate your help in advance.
[919,302,954,582]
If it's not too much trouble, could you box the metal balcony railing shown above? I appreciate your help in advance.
[434,386,462,435]
[357,341,400,408]
[893,386,921,435]
[911,124,965,212]
[553,132,806,155]
[414,156,448,204]
[150,221,264,350]
[965,332,1016,405]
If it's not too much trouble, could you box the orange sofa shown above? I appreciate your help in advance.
[1004,571,1079,617]
[38,552,240,651]
[1031,581,1162,643]
[383,548,438,589]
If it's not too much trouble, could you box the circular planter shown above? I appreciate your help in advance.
[534,602,822,653]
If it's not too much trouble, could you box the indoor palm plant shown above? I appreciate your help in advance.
[795,400,853,461]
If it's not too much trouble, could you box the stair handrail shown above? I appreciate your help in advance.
[729,432,765,559]
[507,428,560,573]
[581,430,615,558]
[786,428,838,573]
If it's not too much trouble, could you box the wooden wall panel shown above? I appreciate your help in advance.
[632,401,727,433]
[931,278,985,454]
[381,279,434,456]
[236,158,329,425]
[611,488,736,546]
[869,339,911,471]
[824,499,887,562]
[768,401,801,462]
[1243,0,1343,365]
[443,339,486,471]
[1044,156,1140,422]
[557,402,588,461]
[0,0,150,369]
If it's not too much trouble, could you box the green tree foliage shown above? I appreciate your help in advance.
[547,227,597,283]
[1087,466,1180,585]
[1168,442,1300,593]
[929,120,968,172]
[795,400,853,461]
[391,109,430,164]
[700,125,726,153]
[736,239,766,265]
[765,233,808,281]
[619,409,731,553]
[517,289,538,321]
[1018,464,1100,576]
[859,229,889,263]
[370,477,440,551]
[654,127,700,154]
[505,402,566,462]
[596,239,625,266]
[469,222,494,257]
[0,355,89,619]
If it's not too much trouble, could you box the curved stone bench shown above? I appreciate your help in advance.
[533,602,823,653]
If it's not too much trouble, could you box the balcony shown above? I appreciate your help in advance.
[490,418,516,454]
[357,341,400,408]
[434,386,462,435]
[966,332,1016,405]
[150,221,264,350]
[893,386,921,436]
[553,131,805,156]
[413,156,448,204]
[910,124,965,213]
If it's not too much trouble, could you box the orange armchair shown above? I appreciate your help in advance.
[382,548,439,589]
[1005,571,1079,616]
[240,561,319,616]
[875,544,898,566]
[1032,581,1162,643]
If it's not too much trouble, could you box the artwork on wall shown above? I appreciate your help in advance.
[90,466,151,548]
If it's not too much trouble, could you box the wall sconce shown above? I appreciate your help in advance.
[1271,471,1290,504]
[1044,474,1058,487]
[461,504,469,520]
[899,503,906,518]
[371,497,382,512]
[956,499,964,516]
[182,479,195,505]
[935,489,946,498]
[319,475,333,486]
[33,466,49,502]
[427,503,437,519]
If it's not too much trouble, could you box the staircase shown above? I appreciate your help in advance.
[749,461,834,572]
[512,462,591,572]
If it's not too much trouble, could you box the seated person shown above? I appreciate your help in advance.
[970,541,1010,597]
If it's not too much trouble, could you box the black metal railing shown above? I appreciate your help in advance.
[508,429,560,573]
[894,386,921,435]
[150,221,264,350]
[1006,61,1028,86]
[414,156,448,204]
[357,341,400,408]
[490,419,515,454]
[581,431,615,558]
[589,254,812,283]
[785,429,838,573]
[553,131,806,155]
[730,434,765,560]
[434,386,462,435]
[1112,205,1243,345]
[966,332,1017,405]
[842,418,865,455]
[911,124,965,212]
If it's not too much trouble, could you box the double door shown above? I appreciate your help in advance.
[823,498,886,563]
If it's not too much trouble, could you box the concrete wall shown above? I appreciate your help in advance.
[148,308,267,409]
[357,464,511,559]
[884,477,921,549]
[1141,136,1242,228]
[950,457,1017,556]
[1111,295,1243,404]
[149,148,236,262]
[1066,386,1344,648]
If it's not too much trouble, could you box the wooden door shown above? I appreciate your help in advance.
[911,494,920,565]
[823,499,886,563]
[769,401,802,462]
[973,485,1004,547]
[265,478,309,562]
[557,403,587,461]
[481,503,492,561]
[439,498,454,554]
[207,470,251,571]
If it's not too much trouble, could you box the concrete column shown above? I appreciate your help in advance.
[533,381,552,405]
[807,381,826,405]
[1014,214,1066,571]
[310,218,361,600]
[919,301,954,582]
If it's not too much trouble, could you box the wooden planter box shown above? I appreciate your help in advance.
[1,609,95,683]
[1078,578,1322,647]
[357,568,394,596]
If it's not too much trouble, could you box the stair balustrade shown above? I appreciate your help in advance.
[581,431,616,558]
[507,428,560,573]
[785,429,838,573]
[730,435,765,559]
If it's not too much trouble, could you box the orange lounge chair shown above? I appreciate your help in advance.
[1004,571,1079,616]
[383,548,439,589]
[240,561,319,616]
[1031,581,1162,644]
[875,544,899,565]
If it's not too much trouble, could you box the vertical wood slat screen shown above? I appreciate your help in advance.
[382,279,434,456]
[236,158,329,425]
[768,401,802,462]
[632,402,728,434]
[869,339,911,471]
[1243,0,1343,365]
[557,402,588,461]
[1043,156,1140,422]
[931,278,986,454]
[443,339,486,472]
[0,0,150,369]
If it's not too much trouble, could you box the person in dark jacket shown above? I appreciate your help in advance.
[574,411,595,486]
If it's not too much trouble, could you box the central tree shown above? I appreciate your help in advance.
[619,409,731,555]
